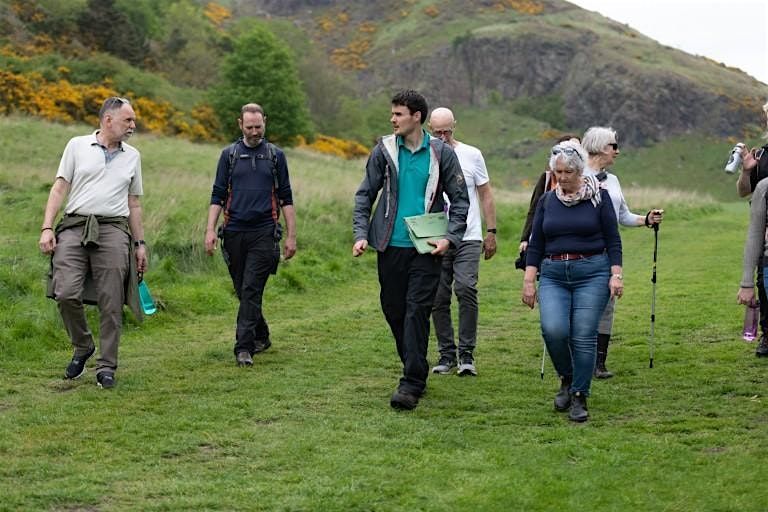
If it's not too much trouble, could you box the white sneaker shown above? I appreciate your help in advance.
[457,359,477,377]
[431,357,456,374]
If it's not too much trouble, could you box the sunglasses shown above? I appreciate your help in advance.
[608,142,619,150]
[431,129,453,137]
[551,146,583,161]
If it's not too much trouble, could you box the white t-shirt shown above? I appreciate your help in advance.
[56,131,143,217]
[451,142,490,241]
[583,165,642,227]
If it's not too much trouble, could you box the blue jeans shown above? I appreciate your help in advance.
[538,253,611,396]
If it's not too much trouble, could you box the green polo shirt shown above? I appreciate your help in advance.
[390,130,431,247]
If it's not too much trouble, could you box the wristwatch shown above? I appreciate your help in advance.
[134,240,146,248]
[486,228,497,234]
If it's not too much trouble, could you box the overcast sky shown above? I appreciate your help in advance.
[567,0,768,85]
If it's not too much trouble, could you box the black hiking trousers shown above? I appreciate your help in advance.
[223,227,280,355]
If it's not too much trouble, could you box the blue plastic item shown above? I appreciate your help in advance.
[138,280,157,315]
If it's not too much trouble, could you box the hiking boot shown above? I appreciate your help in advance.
[554,375,572,412]
[64,345,96,379]
[569,392,589,422]
[96,372,116,389]
[390,389,419,410]
[594,334,614,379]
[236,351,253,367]
[756,334,768,357]
[431,356,456,375]
[457,356,477,377]
[253,339,272,354]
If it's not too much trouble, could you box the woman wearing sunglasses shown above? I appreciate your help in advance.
[522,140,623,422]
[735,100,768,358]
[581,126,664,378]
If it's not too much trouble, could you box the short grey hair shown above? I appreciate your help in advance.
[549,139,586,173]
[581,126,618,155]
[99,96,130,120]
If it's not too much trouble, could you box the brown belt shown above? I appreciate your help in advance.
[547,252,603,261]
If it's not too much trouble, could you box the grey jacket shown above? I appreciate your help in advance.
[353,134,469,252]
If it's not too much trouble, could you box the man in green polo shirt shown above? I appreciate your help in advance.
[353,89,469,410]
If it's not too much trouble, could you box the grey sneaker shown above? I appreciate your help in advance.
[236,351,253,367]
[431,357,456,374]
[457,357,477,377]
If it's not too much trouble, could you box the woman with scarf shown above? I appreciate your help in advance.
[581,127,664,378]
[521,140,623,422]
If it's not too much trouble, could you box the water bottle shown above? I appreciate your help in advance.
[724,143,745,174]
[742,300,759,341]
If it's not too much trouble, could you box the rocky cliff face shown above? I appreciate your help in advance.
[235,0,765,146]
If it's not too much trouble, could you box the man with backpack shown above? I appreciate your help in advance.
[352,90,469,410]
[205,103,296,367]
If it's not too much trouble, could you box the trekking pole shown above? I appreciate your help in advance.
[649,224,659,368]
[540,340,547,379]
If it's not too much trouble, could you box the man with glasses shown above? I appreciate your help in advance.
[353,90,469,410]
[205,103,296,367]
[39,96,147,389]
[427,107,497,377]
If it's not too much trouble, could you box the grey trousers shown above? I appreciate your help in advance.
[52,224,129,375]
[431,240,482,361]
[598,296,616,336]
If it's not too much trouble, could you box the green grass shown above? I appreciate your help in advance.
[1,116,767,510]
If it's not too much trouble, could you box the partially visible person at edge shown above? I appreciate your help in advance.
[427,107,497,377]
[521,140,622,422]
[352,89,469,411]
[518,133,582,256]
[581,126,664,378]
[205,103,296,367]
[735,99,768,357]
[39,96,147,390]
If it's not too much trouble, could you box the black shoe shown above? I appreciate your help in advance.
[568,392,589,422]
[64,345,96,379]
[554,375,572,412]
[594,334,614,378]
[96,372,115,389]
[253,339,272,354]
[236,351,253,367]
[390,389,419,410]
[756,335,768,357]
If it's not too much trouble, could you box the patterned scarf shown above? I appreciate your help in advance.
[555,174,603,207]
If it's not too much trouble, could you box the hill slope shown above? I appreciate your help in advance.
[233,0,766,146]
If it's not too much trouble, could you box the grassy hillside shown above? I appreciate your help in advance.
[1,116,767,510]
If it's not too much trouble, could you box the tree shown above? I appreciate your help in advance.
[77,0,149,66]
[210,26,312,146]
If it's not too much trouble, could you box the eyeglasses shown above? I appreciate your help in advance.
[608,142,619,151]
[551,146,583,161]
[431,129,453,137]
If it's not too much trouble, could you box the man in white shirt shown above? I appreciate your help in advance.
[428,107,497,376]
[39,96,147,389]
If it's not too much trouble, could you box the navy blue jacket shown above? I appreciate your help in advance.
[526,189,622,268]
[210,139,293,232]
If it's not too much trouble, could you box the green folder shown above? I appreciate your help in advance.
[403,212,448,254]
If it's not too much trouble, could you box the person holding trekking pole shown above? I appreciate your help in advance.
[581,126,664,378]
[205,103,296,367]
